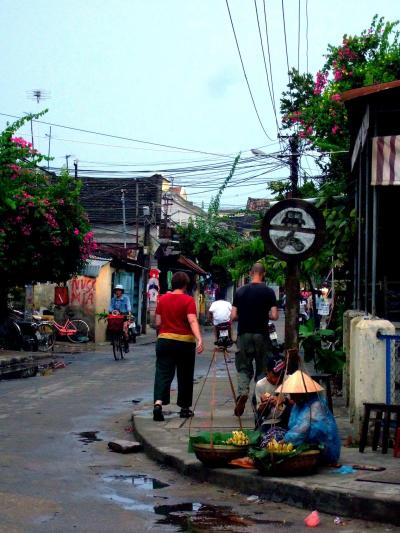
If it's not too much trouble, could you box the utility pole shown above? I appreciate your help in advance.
[135,180,139,246]
[284,133,300,351]
[47,126,52,169]
[141,206,151,334]
[121,189,127,249]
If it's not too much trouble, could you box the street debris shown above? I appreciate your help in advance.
[246,495,259,502]
[304,510,320,527]
[76,431,102,445]
[330,465,356,474]
[108,439,143,454]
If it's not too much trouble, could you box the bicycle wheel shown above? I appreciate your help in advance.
[36,323,55,352]
[112,333,123,360]
[67,320,90,343]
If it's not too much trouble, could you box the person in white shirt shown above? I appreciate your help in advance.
[255,357,291,430]
[208,289,232,343]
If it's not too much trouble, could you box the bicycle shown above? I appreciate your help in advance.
[37,313,90,349]
[107,313,125,361]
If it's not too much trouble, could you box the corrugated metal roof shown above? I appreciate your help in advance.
[80,258,110,278]
[341,79,400,102]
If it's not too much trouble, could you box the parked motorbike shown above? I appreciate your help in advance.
[128,315,139,343]
[214,321,233,349]
[268,321,285,357]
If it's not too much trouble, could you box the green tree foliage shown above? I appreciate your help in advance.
[0,113,96,307]
[278,16,400,283]
[176,155,240,280]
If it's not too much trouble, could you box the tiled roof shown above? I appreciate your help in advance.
[80,174,163,225]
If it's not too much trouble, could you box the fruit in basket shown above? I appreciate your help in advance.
[266,438,294,454]
[226,430,249,446]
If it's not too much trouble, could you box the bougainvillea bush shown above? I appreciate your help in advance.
[0,112,96,306]
[281,16,400,153]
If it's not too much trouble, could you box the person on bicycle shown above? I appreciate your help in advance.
[109,284,131,353]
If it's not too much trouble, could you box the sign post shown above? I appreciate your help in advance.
[261,199,325,350]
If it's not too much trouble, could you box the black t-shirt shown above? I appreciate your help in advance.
[233,283,277,335]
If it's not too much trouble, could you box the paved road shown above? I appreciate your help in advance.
[0,335,396,532]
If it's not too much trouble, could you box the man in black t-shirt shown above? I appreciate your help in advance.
[231,263,279,416]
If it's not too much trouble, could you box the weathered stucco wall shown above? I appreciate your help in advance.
[94,264,113,342]
[349,317,395,439]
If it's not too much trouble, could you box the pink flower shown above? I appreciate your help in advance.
[74,228,80,235]
[43,212,59,229]
[330,93,341,102]
[332,125,340,134]
[57,198,65,205]
[306,126,313,135]
[11,137,32,149]
[314,70,328,95]
[334,70,343,81]
[21,225,32,236]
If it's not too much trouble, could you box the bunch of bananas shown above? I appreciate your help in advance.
[226,430,249,446]
[266,438,294,454]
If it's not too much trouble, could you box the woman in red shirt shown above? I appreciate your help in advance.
[153,271,203,421]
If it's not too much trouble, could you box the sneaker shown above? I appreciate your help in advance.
[153,404,164,422]
[234,395,248,417]
[180,408,194,418]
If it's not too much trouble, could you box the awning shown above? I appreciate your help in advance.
[371,136,400,185]
[177,255,207,276]
[80,258,110,278]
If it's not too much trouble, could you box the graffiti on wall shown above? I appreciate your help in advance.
[70,277,96,307]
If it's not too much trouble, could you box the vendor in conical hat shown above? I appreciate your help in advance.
[274,370,341,464]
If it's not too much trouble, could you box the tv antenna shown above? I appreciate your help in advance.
[26,89,51,104]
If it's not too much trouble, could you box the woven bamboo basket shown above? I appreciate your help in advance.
[192,443,249,467]
[255,449,320,476]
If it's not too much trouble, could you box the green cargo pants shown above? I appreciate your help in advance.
[235,333,273,396]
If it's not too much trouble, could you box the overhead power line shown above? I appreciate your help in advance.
[225,0,275,142]
[0,111,230,158]
[305,0,309,73]
[297,0,301,71]
[253,0,280,132]
[280,0,291,81]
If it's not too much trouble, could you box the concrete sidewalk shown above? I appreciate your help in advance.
[132,335,400,526]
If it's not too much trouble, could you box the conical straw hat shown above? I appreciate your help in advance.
[275,370,324,394]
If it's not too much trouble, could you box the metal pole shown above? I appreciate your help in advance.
[371,188,378,316]
[364,143,369,313]
[30,119,34,150]
[135,179,139,246]
[356,160,362,309]
[73,159,78,180]
[284,133,300,350]
[121,189,127,249]
[47,126,51,169]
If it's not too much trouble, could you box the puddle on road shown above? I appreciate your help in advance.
[76,431,103,445]
[154,502,292,531]
[104,491,155,512]
[100,473,292,530]
[102,474,169,490]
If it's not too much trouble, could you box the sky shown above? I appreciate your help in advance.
[1,1,399,208]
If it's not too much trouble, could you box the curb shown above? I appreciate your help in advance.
[132,415,400,526]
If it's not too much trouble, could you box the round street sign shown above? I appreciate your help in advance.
[261,199,325,261]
